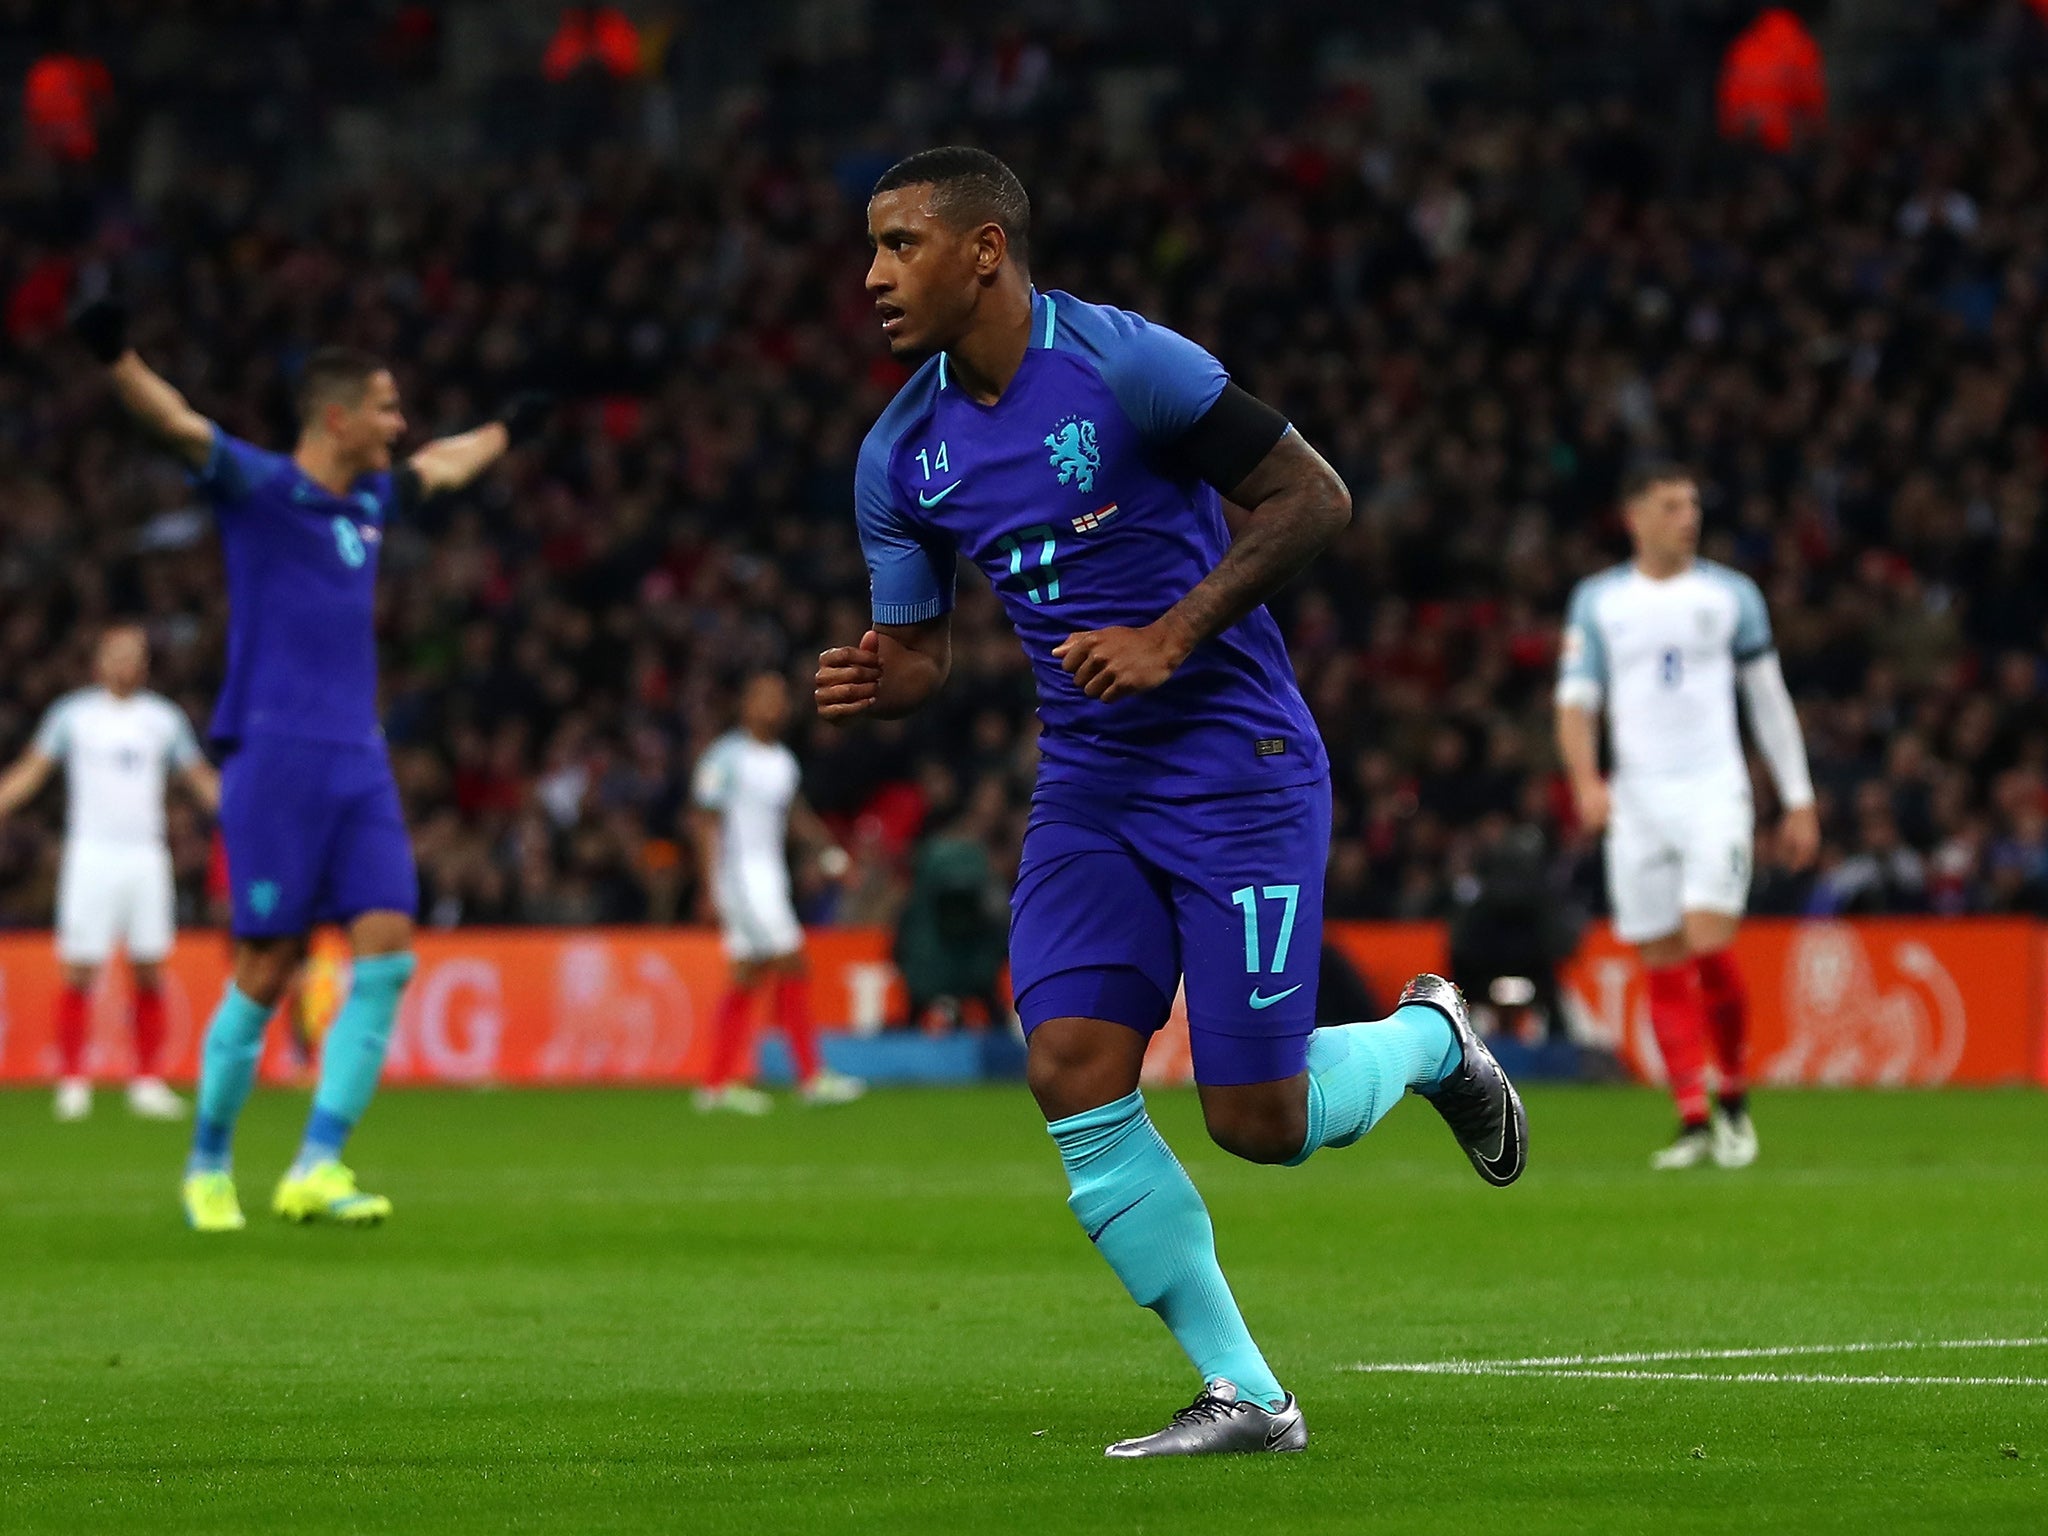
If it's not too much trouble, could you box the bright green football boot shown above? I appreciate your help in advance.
[272,1161,391,1226]
[182,1170,247,1233]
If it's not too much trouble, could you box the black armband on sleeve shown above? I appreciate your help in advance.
[392,464,426,518]
[1176,383,1290,497]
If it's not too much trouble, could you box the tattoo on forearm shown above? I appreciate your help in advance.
[1166,489,1346,646]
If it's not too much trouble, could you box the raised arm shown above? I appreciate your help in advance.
[406,393,553,497]
[0,748,58,820]
[1057,394,1351,703]
[74,300,216,470]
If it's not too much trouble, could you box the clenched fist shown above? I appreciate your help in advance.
[1053,618,1194,703]
[816,631,883,720]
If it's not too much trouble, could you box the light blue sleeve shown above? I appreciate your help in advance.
[1730,572,1773,662]
[164,702,203,769]
[691,739,736,812]
[855,429,955,625]
[1558,580,1610,692]
[32,695,77,759]
[1055,298,1230,448]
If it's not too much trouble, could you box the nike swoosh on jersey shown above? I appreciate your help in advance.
[1248,985,1304,1010]
[917,481,964,507]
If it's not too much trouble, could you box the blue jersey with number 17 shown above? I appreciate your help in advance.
[855,289,1327,797]
[196,431,395,749]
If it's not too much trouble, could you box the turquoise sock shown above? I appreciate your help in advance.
[294,952,415,1173]
[187,985,271,1175]
[1049,1090,1285,1410]
[1290,1003,1462,1165]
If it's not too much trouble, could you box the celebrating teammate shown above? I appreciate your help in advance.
[0,625,219,1122]
[71,298,548,1231]
[1555,464,1818,1170]
[816,147,1527,1457]
[690,671,864,1113]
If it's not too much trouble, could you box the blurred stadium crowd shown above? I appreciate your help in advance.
[6,1,2048,935]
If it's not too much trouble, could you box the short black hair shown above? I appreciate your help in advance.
[871,146,1031,263]
[296,346,388,425]
[1619,460,1695,505]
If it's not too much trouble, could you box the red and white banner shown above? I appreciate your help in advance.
[1556,919,2038,1087]
[0,929,903,1087]
[0,919,2039,1086]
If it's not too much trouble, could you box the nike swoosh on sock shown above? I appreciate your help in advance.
[1087,1190,1154,1243]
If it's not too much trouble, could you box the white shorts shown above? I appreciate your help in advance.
[1605,778,1754,945]
[56,840,176,965]
[716,861,803,963]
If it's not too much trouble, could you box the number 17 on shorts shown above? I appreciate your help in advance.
[1175,779,1330,1084]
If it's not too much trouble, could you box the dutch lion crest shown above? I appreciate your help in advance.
[1044,416,1100,494]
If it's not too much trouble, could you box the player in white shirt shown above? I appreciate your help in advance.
[1555,466,1819,1170]
[0,627,220,1121]
[689,671,863,1113]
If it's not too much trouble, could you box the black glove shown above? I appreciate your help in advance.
[71,296,130,365]
[498,390,555,446]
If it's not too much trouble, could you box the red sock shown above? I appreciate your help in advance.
[55,986,90,1079]
[774,975,822,1082]
[1694,949,1748,1101]
[703,986,755,1089]
[132,987,167,1078]
[1644,962,1711,1125]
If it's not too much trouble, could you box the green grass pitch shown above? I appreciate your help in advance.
[2,1084,2043,1534]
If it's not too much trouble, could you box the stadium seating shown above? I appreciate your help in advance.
[5,3,2048,937]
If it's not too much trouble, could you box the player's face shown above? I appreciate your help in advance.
[95,628,148,694]
[866,187,988,357]
[330,370,407,474]
[741,675,791,737]
[1625,479,1701,567]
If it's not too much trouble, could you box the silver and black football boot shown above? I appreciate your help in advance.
[1403,974,1528,1187]
[1104,1380,1308,1459]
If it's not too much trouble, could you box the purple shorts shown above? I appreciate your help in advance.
[1010,777,1330,1086]
[219,736,416,938]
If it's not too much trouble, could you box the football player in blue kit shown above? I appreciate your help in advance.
[71,299,548,1233]
[815,148,1528,1457]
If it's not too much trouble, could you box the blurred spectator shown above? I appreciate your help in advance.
[893,790,1010,1030]
[1812,786,1930,915]
[1449,820,1583,1039]
[3,3,2048,933]
[23,52,112,164]
[543,3,644,151]
[1717,8,1826,153]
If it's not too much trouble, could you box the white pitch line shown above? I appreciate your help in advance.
[1462,1367,2048,1388]
[1344,1336,2048,1383]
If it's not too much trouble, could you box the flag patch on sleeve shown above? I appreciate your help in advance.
[1071,504,1119,533]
